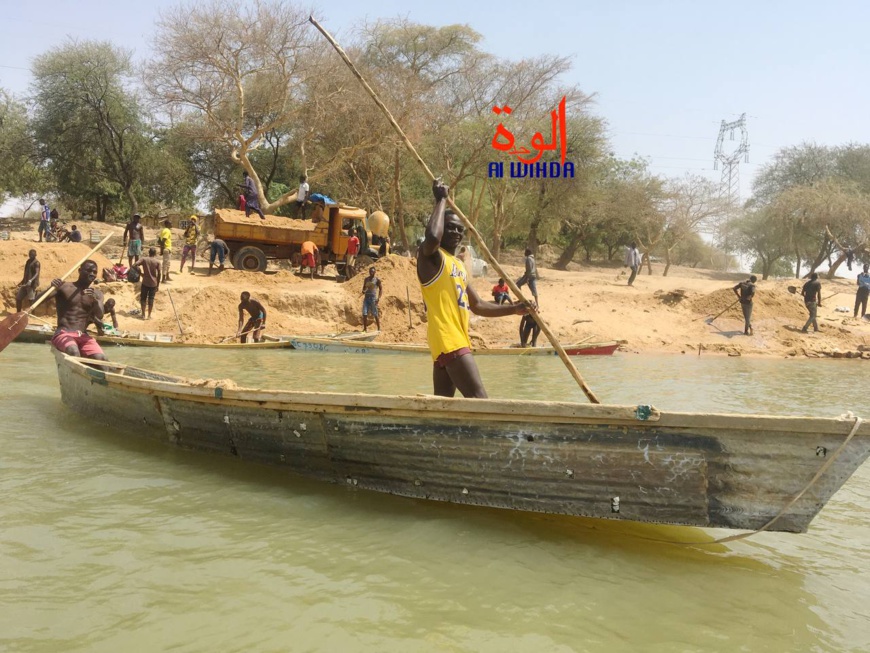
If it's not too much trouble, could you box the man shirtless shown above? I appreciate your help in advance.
[237,292,267,343]
[417,181,527,398]
[49,260,108,360]
[16,249,41,312]
[122,214,146,268]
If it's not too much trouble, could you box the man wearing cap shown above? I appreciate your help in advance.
[180,216,200,274]
[123,214,145,268]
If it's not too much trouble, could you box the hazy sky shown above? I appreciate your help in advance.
[1,0,868,200]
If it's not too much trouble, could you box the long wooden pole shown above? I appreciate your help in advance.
[310,17,600,404]
[166,288,184,335]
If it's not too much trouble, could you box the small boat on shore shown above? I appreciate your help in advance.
[289,336,618,357]
[15,324,379,349]
[15,324,295,349]
[53,350,869,533]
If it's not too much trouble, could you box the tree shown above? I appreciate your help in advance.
[656,175,730,276]
[751,142,837,206]
[31,40,187,219]
[732,208,793,280]
[147,0,370,214]
[0,90,47,204]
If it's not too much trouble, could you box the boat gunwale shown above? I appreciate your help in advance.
[288,336,619,356]
[56,352,868,436]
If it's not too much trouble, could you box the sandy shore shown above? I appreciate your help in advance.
[2,222,869,359]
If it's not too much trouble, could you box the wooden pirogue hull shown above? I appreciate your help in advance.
[15,325,378,349]
[15,325,294,348]
[53,351,869,533]
[290,336,619,356]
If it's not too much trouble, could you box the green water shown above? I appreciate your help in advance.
[2,343,869,652]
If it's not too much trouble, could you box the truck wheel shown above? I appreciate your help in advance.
[234,246,268,272]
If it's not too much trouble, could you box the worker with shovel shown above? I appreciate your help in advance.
[732,275,757,336]
[801,273,823,333]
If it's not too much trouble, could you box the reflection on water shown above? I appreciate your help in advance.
[1,343,869,652]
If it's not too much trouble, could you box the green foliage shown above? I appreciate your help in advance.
[31,40,195,220]
[751,257,793,278]
[0,91,48,203]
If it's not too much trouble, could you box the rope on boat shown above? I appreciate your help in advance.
[644,413,864,547]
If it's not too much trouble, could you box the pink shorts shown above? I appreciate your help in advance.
[51,329,105,358]
[302,253,316,268]
[434,347,472,369]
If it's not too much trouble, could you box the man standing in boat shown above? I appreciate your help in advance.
[237,292,267,343]
[417,181,527,398]
[49,260,108,361]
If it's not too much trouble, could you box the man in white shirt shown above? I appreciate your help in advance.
[296,175,310,218]
[624,243,642,286]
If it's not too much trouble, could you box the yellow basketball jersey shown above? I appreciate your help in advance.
[420,248,471,360]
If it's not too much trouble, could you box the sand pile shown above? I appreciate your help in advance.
[212,268,303,287]
[0,241,117,316]
[688,287,809,321]
[343,254,429,342]
[215,208,316,229]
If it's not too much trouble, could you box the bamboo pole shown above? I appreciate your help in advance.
[166,288,184,335]
[309,16,600,404]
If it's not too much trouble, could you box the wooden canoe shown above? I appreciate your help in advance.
[265,330,380,344]
[15,324,295,349]
[14,325,378,349]
[53,350,870,533]
[289,336,618,356]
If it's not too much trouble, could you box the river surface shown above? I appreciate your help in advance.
[2,342,869,652]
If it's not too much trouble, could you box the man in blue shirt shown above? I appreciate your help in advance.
[855,264,870,319]
[37,198,50,242]
[238,171,265,220]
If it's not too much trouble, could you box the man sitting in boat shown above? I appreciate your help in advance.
[237,292,267,343]
[417,181,527,398]
[50,260,108,361]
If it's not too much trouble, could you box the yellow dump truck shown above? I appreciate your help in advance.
[213,205,387,273]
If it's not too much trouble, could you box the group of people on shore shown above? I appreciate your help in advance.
[732,264,870,337]
[34,180,533,400]
[33,198,83,243]
[17,183,870,401]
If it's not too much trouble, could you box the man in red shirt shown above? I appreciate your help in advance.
[345,229,360,277]
[491,278,512,304]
